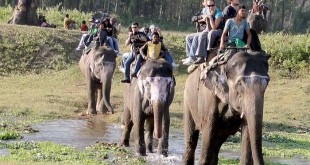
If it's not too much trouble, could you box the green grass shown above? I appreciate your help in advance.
[0,141,145,165]
[0,23,309,164]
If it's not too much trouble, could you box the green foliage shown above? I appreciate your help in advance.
[0,131,21,140]
[260,32,310,77]
[0,6,11,22]
[0,24,81,75]
[0,141,146,164]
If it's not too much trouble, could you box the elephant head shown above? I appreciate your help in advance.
[137,60,174,139]
[201,51,270,164]
[79,46,117,114]
[247,13,268,34]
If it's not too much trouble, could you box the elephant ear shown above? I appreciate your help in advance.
[200,65,229,104]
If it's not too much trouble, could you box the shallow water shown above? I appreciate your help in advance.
[2,119,309,164]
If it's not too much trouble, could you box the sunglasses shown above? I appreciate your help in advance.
[131,26,138,28]
[233,3,239,6]
[207,4,215,7]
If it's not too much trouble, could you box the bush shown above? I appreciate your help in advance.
[260,32,310,77]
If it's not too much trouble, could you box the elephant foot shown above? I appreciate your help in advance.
[87,109,97,115]
[158,149,168,157]
[136,147,146,156]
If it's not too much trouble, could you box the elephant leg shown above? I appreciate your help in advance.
[240,125,253,165]
[119,106,132,147]
[96,87,103,112]
[86,68,96,114]
[199,115,218,164]
[209,135,229,165]
[145,117,154,153]
[182,108,199,164]
[157,109,170,157]
[133,111,146,156]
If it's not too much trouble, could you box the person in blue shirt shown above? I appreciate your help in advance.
[193,0,224,64]
[220,4,252,53]
[182,0,223,65]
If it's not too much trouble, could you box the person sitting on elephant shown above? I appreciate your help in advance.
[147,25,178,68]
[192,0,224,65]
[222,0,240,23]
[121,22,148,83]
[131,32,172,78]
[76,18,99,51]
[219,4,252,55]
[83,21,108,53]
[101,17,121,55]
[258,0,270,20]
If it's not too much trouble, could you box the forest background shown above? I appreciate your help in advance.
[0,0,309,33]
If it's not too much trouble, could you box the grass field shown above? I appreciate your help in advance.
[0,24,309,164]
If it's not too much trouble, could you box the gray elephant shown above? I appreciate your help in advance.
[119,59,175,156]
[182,51,270,165]
[247,13,268,34]
[79,46,117,114]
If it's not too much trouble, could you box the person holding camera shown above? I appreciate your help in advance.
[183,0,223,65]
[121,22,148,83]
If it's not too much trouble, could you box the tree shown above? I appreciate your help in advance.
[7,0,40,25]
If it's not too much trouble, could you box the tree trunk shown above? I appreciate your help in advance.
[7,0,40,26]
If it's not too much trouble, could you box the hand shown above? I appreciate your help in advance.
[244,44,250,48]
[128,32,133,37]
[142,55,148,60]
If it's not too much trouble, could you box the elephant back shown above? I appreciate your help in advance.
[90,46,117,63]
[139,59,173,78]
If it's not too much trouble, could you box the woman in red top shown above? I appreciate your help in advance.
[80,20,88,31]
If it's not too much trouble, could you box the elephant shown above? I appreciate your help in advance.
[247,13,268,34]
[79,46,117,114]
[119,59,175,157]
[182,51,270,165]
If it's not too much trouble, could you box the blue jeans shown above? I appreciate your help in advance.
[124,52,135,80]
[107,37,119,52]
[185,33,199,57]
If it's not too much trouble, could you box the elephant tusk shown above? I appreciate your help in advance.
[240,111,245,119]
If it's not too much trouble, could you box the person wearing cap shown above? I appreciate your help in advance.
[147,25,163,40]
[101,17,121,54]
[76,18,100,51]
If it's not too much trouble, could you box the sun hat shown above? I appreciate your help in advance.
[149,24,156,29]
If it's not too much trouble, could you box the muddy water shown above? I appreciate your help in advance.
[3,119,309,164]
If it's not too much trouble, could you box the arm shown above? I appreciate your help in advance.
[220,20,230,49]
[159,43,168,58]
[209,16,223,30]
[220,28,228,49]
[245,28,252,48]
[139,43,148,59]
[125,32,133,46]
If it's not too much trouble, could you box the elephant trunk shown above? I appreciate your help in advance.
[153,101,164,139]
[100,65,115,114]
[243,87,265,165]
